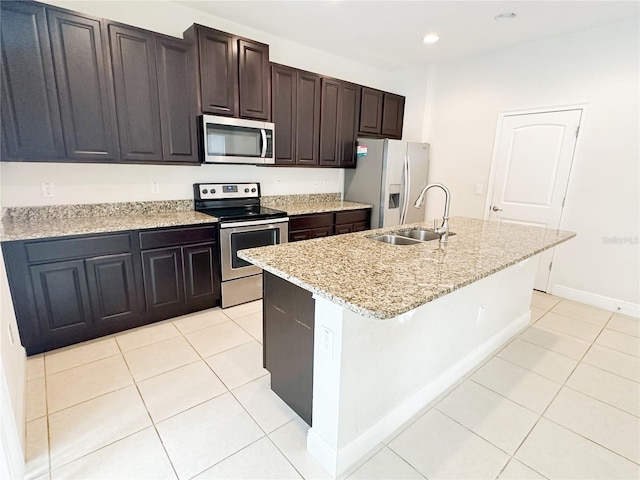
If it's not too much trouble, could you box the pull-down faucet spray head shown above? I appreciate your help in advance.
[413,183,451,243]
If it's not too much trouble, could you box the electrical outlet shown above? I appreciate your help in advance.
[41,182,55,198]
[151,181,160,194]
[313,181,320,191]
[320,326,334,357]
[477,305,486,324]
[276,180,281,192]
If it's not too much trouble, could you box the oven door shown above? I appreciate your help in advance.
[219,218,288,281]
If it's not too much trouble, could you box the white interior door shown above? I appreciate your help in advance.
[488,109,582,292]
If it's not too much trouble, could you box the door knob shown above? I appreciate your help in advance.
[492,206,503,212]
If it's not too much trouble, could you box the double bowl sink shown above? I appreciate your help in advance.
[370,229,455,245]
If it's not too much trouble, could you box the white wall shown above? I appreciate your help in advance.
[423,19,640,311]
[0,0,425,207]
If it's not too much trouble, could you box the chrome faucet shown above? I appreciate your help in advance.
[414,183,451,244]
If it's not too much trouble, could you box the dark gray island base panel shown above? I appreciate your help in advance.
[263,271,315,426]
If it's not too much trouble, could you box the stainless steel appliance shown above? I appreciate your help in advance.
[344,139,430,229]
[201,115,275,164]
[194,183,288,307]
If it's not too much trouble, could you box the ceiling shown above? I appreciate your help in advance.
[173,1,639,71]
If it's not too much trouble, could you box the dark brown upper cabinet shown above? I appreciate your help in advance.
[109,24,163,162]
[380,92,405,139]
[358,87,405,140]
[109,24,198,164]
[0,1,65,161]
[358,87,383,135]
[185,25,270,120]
[271,64,321,166]
[47,9,120,162]
[319,78,360,168]
[238,39,270,120]
[156,35,199,164]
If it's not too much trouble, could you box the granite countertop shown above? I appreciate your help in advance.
[0,211,218,242]
[280,201,372,216]
[260,193,371,216]
[238,217,576,320]
[1,201,218,242]
[0,194,369,242]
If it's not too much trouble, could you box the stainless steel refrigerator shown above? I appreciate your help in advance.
[344,138,430,229]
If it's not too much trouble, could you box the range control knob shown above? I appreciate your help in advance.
[202,189,208,195]
[244,188,250,193]
[212,189,216,194]
[251,188,257,193]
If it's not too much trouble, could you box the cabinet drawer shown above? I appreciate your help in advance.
[26,233,131,263]
[289,213,333,230]
[139,226,217,250]
[335,209,369,225]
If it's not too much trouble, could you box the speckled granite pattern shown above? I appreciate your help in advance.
[238,217,576,320]
[1,211,217,242]
[261,193,341,207]
[261,193,370,215]
[282,201,372,216]
[3,200,194,222]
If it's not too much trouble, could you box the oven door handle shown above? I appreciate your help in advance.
[219,217,289,229]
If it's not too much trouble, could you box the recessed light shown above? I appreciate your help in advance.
[494,12,517,21]
[422,33,440,44]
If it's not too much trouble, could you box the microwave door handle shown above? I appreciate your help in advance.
[260,129,267,158]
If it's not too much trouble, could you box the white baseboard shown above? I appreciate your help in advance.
[307,310,531,478]
[551,285,640,318]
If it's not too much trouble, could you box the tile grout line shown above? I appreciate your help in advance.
[506,309,617,471]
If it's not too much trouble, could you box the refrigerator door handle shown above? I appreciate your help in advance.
[400,154,411,224]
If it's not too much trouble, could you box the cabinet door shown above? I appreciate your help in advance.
[197,28,237,116]
[156,35,199,164]
[381,93,405,139]
[296,70,321,166]
[319,78,340,166]
[109,24,163,162]
[338,82,360,168]
[183,243,218,308]
[47,9,119,162]
[359,87,383,135]
[238,39,270,120]
[0,2,65,160]
[30,260,93,341]
[86,253,139,329]
[142,247,185,313]
[271,64,296,165]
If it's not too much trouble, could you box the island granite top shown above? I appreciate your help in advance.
[238,217,576,320]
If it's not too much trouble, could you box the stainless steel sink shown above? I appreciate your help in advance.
[396,229,456,242]
[370,235,422,246]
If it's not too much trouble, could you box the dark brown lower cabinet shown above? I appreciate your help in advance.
[29,259,94,344]
[263,271,315,425]
[288,212,334,242]
[2,225,220,355]
[86,253,140,327]
[142,242,217,318]
[334,209,371,235]
[288,208,371,242]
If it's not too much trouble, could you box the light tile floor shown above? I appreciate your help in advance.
[24,293,640,480]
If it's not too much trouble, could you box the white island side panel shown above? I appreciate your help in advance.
[308,255,539,477]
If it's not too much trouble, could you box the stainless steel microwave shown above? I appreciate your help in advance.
[201,115,275,164]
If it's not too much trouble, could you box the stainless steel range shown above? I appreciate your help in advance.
[194,183,288,308]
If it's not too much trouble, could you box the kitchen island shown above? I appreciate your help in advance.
[239,217,575,477]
